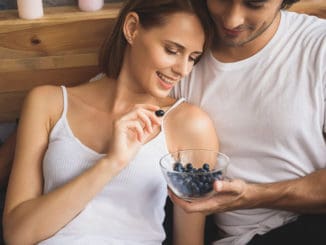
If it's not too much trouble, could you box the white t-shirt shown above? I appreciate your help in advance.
[173,10,326,245]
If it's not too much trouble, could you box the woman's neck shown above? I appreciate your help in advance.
[101,76,171,115]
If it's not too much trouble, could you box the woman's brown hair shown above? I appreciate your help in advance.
[99,0,214,79]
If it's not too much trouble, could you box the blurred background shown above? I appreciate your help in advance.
[0,0,122,10]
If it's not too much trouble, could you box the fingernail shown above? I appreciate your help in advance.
[216,181,223,192]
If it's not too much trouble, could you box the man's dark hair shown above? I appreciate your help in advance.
[281,0,300,9]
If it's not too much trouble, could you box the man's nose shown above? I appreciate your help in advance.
[222,4,245,29]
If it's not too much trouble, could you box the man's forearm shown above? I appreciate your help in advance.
[251,169,326,213]
[0,131,16,188]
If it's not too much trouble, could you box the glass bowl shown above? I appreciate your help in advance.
[160,149,230,201]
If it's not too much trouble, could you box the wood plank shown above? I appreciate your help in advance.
[0,3,119,122]
[0,53,98,72]
[0,3,122,31]
[0,67,100,122]
[288,1,326,18]
[0,67,100,92]
[0,19,115,59]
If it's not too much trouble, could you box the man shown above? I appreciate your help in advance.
[171,0,326,244]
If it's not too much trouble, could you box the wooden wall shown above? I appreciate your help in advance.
[0,3,121,122]
[0,1,325,123]
[289,0,326,18]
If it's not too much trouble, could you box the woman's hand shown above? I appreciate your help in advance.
[106,104,162,169]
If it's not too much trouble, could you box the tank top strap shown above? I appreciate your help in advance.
[60,85,68,117]
[160,97,186,137]
[163,97,186,118]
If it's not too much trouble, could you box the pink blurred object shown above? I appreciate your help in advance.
[78,0,104,12]
[17,0,44,20]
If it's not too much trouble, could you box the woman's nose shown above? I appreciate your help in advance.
[173,57,191,78]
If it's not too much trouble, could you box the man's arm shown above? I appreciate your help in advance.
[249,169,326,213]
[169,169,326,214]
[0,131,16,189]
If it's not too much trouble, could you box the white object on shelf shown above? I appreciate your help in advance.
[78,0,104,12]
[17,0,44,20]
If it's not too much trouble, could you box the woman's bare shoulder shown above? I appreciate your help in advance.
[171,102,214,129]
[164,101,219,151]
[22,85,64,128]
[24,85,63,109]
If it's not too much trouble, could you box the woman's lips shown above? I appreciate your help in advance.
[157,72,175,90]
[158,77,173,90]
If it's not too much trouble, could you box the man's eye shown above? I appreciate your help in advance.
[245,1,265,9]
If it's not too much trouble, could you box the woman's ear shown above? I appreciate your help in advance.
[123,12,140,44]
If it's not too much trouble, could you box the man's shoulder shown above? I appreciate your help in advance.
[281,10,326,48]
[282,10,326,32]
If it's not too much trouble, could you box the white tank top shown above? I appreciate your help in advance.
[40,86,185,244]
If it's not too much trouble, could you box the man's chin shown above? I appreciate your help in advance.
[221,36,253,47]
[222,39,244,47]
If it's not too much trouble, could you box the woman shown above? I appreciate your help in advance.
[3,0,217,244]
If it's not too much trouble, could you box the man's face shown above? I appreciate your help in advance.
[207,0,283,47]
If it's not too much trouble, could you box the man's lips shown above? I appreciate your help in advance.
[222,27,242,37]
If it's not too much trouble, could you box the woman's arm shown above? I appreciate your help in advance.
[3,85,162,244]
[165,102,219,245]
[173,204,206,245]
[2,86,121,244]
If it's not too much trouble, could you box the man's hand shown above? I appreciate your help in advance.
[168,178,252,215]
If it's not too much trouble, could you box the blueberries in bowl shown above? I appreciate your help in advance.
[160,149,230,201]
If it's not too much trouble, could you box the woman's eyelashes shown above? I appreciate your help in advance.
[164,46,199,63]
[165,46,179,55]
[190,54,201,63]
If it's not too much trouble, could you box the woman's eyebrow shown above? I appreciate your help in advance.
[164,40,185,50]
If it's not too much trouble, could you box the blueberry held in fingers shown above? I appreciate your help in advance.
[155,109,165,117]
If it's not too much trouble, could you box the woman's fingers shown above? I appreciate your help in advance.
[134,103,160,112]
[135,110,156,134]
[126,120,146,142]
[120,106,162,135]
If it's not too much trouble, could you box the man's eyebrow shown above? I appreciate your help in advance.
[246,0,269,3]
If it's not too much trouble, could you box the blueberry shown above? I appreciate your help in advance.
[203,163,210,171]
[155,109,165,117]
[197,168,205,173]
[168,161,220,198]
[191,183,201,196]
[203,182,213,192]
[173,162,183,172]
[186,163,193,171]
[212,171,223,180]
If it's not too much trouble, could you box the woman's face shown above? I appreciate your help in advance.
[122,12,205,98]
